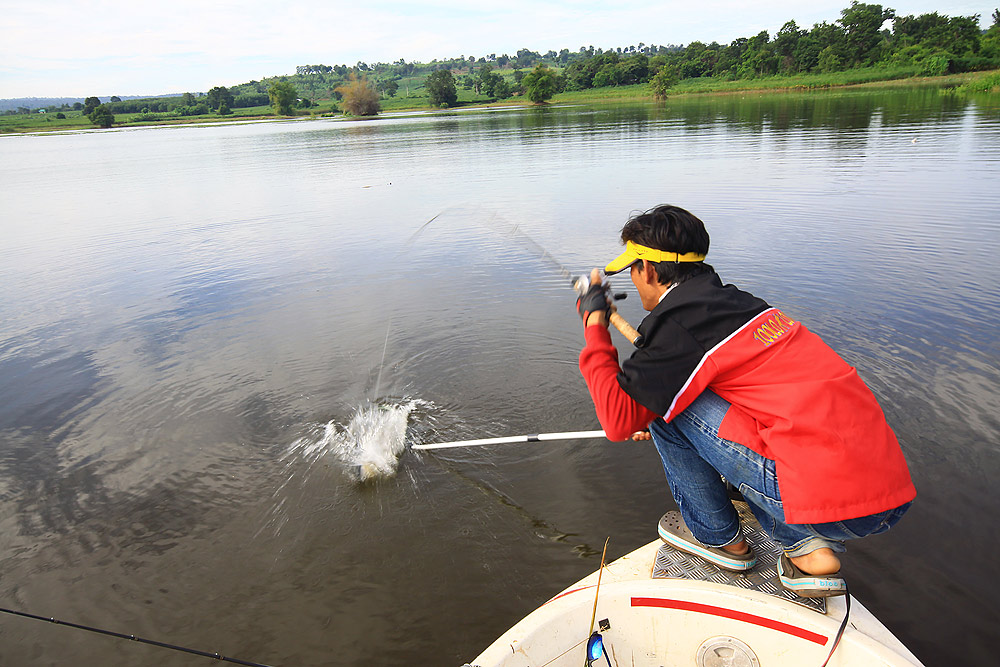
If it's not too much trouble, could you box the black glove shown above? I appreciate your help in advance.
[576,283,611,322]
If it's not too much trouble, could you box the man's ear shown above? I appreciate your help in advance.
[641,260,658,284]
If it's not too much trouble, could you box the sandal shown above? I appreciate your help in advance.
[777,553,847,598]
[657,512,757,572]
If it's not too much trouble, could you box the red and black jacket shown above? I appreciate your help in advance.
[580,271,915,524]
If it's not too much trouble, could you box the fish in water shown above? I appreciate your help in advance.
[345,401,416,481]
[285,400,419,481]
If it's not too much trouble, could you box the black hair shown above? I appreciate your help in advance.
[620,205,712,286]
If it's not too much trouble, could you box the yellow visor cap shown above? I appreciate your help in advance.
[604,241,707,275]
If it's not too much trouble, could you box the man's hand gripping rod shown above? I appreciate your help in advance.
[573,275,644,347]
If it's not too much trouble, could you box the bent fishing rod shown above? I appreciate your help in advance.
[412,212,644,346]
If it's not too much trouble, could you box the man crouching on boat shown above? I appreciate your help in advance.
[576,204,915,598]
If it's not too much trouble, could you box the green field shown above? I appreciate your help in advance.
[3,68,997,135]
[547,67,994,103]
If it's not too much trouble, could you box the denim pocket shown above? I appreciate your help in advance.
[738,483,784,518]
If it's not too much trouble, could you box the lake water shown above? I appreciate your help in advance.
[1,89,998,666]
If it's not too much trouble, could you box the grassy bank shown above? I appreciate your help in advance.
[548,67,996,104]
[0,102,341,134]
[4,68,997,135]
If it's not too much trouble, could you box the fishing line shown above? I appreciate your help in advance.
[819,586,850,667]
[403,206,576,285]
[0,606,273,667]
[373,317,392,399]
[487,212,642,345]
[405,211,445,245]
[419,455,603,557]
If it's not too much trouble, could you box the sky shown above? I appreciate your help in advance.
[0,1,995,99]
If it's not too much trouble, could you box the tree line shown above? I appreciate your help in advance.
[16,2,998,126]
[275,3,1000,110]
[565,3,998,98]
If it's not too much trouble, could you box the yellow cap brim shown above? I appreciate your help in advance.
[604,241,707,275]
[604,249,639,275]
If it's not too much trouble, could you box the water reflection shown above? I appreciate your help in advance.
[0,88,997,665]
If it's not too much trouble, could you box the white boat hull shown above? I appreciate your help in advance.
[470,540,923,667]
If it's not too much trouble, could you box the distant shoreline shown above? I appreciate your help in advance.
[3,70,996,135]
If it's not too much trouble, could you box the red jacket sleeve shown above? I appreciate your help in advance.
[579,324,658,441]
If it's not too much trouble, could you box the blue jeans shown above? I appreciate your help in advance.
[650,390,910,558]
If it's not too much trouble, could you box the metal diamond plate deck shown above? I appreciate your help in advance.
[651,501,827,614]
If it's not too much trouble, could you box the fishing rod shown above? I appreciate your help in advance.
[0,606,274,667]
[409,211,645,346]
[499,219,643,346]
[571,274,643,347]
[412,429,607,451]
[584,538,613,667]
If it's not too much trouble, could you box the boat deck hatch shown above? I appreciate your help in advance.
[651,501,827,614]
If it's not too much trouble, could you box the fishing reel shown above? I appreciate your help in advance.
[572,274,644,347]
[572,275,628,303]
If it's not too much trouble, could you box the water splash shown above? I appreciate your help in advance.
[284,400,423,482]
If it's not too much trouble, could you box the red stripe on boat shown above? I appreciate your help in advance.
[631,597,828,646]
[543,585,596,606]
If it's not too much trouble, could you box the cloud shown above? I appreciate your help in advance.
[1,1,994,98]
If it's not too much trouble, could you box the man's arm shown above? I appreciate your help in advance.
[579,323,658,441]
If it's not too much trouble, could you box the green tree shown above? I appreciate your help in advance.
[737,31,778,78]
[839,2,895,66]
[817,45,844,73]
[649,64,680,99]
[378,78,399,98]
[492,77,513,99]
[621,53,651,84]
[478,65,510,98]
[792,33,823,72]
[268,81,298,115]
[473,64,492,94]
[774,20,806,73]
[522,64,558,103]
[679,41,714,78]
[515,48,541,68]
[181,92,197,106]
[425,70,458,107]
[983,11,1000,60]
[482,67,513,98]
[593,63,624,87]
[207,86,234,112]
[82,96,101,116]
[335,74,380,115]
[88,104,114,128]
[809,21,847,65]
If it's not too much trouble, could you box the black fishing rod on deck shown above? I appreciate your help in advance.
[0,606,274,667]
